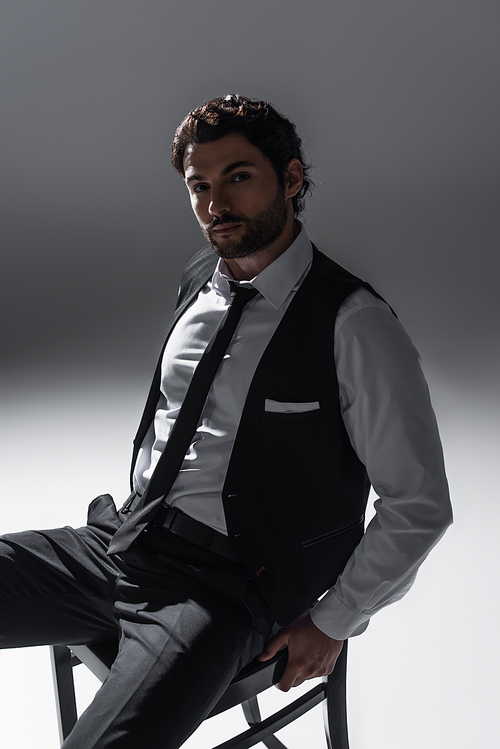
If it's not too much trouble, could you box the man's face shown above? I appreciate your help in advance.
[183,133,289,260]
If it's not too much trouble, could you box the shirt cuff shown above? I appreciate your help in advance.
[310,593,371,640]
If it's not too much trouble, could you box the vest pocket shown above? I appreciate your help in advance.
[300,516,364,549]
[262,409,323,422]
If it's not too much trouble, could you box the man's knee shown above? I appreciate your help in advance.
[0,527,119,648]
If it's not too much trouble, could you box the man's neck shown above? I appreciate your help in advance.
[225,219,300,281]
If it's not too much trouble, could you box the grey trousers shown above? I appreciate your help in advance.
[0,495,275,748]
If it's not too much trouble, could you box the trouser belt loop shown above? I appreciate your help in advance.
[156,502,181,531]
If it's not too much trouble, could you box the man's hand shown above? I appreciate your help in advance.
[257,613,344,692]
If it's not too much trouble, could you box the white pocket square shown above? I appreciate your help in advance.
[264,399,320,414]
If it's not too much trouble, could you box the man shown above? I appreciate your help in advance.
[0,95,452,747]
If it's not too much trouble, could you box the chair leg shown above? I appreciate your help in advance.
[241,696,289,749]
[50,645,78,746]
[323,641,349,749]
[261,734,289,749]
[241,695,262,725]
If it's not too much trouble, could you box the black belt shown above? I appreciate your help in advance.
[123,492,240,564]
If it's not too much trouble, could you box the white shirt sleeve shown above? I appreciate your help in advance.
[310,288,453,640]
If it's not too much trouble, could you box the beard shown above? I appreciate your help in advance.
[201,185,288,259]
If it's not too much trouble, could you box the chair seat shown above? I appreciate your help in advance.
[208,647,287,717]
[70,640,287,717]
[51,639,349,748]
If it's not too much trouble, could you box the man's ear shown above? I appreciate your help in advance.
[285,159,303,199]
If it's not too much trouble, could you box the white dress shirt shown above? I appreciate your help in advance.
[134,223,452,639]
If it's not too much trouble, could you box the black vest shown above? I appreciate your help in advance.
[130,244,385,626]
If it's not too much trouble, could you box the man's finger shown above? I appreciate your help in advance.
[257,630,289,661]
[276,662,302,692]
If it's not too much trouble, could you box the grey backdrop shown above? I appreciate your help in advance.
[1,2,499,748]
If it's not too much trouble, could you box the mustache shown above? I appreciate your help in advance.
[208,215,246,230]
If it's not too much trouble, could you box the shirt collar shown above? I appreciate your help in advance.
[212,221,313,310]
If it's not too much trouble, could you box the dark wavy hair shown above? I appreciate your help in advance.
[171,95,313,217]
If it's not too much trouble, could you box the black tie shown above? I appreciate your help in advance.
[108,281,259,553]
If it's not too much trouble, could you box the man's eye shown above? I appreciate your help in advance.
[233,173,249,183]
[193,184,208,193]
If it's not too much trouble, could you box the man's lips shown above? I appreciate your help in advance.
[211,223,242,233]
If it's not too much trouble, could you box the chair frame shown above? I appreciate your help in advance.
[50,639,349,748]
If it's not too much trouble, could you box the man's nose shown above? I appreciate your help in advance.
[208,186,231,218]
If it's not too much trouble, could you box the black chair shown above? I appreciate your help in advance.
[50,639,349,748]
